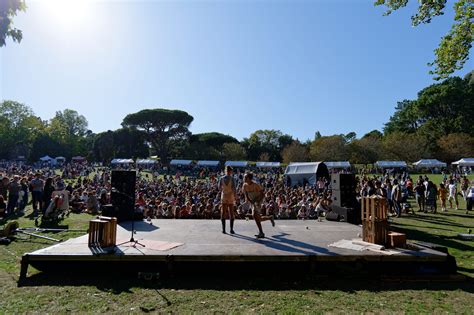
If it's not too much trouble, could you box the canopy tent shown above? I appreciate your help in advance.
[111,158,134,164]
[284,162,329,187]
[452,158,474,167]
[39,155,54,162]
[136,159,156,165]
[170,159,193,166]
[55,156,66,161]
[256,162,281,168]
[197,160,220,167]
[413,159,447,168]
[225,161,248,168]
[375,161,407,168]
[325,161,351,169]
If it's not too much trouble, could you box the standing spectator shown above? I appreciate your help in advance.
[391,179,402,217]
[42,177,55,215]
[466,181,474,214]
[29,172,44,216]
[448,180,459,210]
[414,180,426,212]
[1,176,9,200]
[438,183,448,212]
[0,195,6,218]
[425,181,438,214]
[19,177,29,214]
[461,176,470,208]
[7,175,21,215]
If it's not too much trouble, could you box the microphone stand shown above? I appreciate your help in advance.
[113,189,145,248]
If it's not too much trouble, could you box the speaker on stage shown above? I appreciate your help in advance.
[331,173,357,208]
[110,170,137,222]
[331,173,356,191]
[331,204,361,225]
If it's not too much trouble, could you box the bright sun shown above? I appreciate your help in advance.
[38,0,93,28]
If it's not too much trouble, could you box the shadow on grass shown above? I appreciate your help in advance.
[18,271,474,294]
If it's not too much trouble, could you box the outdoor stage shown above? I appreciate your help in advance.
[20,220,456,280]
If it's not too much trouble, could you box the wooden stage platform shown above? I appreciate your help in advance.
[20,220,456,279]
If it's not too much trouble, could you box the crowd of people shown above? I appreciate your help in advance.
[0,162,473,223]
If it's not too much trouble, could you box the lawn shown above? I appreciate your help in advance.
[0,175,473,313]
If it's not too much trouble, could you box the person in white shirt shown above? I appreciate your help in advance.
[448,180,459,210]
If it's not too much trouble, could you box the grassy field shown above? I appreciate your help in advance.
[0,175,473,313]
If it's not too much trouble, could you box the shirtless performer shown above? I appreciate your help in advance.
[218,166,237,234]
[242,172,275,238]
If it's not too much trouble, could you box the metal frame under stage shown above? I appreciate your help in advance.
[19,220,456,281]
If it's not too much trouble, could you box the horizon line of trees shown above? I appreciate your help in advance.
[1,71,473,165]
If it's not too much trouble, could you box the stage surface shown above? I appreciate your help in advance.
[20,220,456,279]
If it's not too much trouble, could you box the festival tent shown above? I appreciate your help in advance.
[452,158,474,167]
[284,162,329,186]
[225,161,248,168]
[325,161,351,169]
[413,159,447,168]
[39,155,54,162]
[197,160,220,167]
[136,159,156,165]
[111,158,135,164]
[256,162,281,168]
[170,159,193,166]
[375,161,407,169]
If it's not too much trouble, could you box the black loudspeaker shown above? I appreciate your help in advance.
[111,170,136,222]
[331,189,357,208]
[325,211,340,221]
[331,205,361,225]
[331,173,356,191]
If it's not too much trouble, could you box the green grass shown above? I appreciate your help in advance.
[0,174,473,313]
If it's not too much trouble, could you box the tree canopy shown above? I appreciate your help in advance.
[375,0,473,79]
[0,0,26,46]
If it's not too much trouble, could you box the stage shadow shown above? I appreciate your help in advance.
[229,232,333,256]
[19,271,474,294]
[120,221,159,232]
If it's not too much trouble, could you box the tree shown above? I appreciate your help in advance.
[0,0,26,46]
[51,109,89,138]
[222,143,247,161]
[309,135,350,161]
[382,131,430,162]
[436,133,474,163]
[0,100,45,159]
[384,100,421,135]
[242,129,293,161]
[281,141,309,164]
[375,0,473,79]
[122,109,193,162]
[259,152,270,162]
[349,134,383,164]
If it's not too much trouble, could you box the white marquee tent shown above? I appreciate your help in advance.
[136,159,156,165]
[452,158,474,167]
[197,160,220,167]
[39,155,54,162]
[256,162,281,168]
[225,161,248,168]
[375,161,408,169]
[325,161,351,169]
[284,162,329,186]
[413,159,447,168]
[111,158,134,164]
[170,159,193,166]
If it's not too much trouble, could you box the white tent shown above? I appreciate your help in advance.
[413,159,447,168]
[284,162,329,186]
[375,161,407,168]
[170,159,193,166]
[111,158,134,164]
[256,162,281,168]
[225,161,248,167]
[197,160,220,167]
[39,155,54,162]
[325,161,351,169]
[452,158,474,167]
[136,159,156,165]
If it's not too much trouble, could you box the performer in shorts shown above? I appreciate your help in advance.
[242,172,275,239]
[218,166,237,234]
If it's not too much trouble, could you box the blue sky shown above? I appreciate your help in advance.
[1,0,472,141]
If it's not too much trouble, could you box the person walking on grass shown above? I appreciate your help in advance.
[391,179,402,217]
[466,181,474,215]
[218,166,237,234]
[414,180,426,212]
[448,179,459,210]
[438,183,448,212]
[425,181,438,214]
[242,172,275,238]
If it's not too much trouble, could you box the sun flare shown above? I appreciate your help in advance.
[38,0,93,28]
